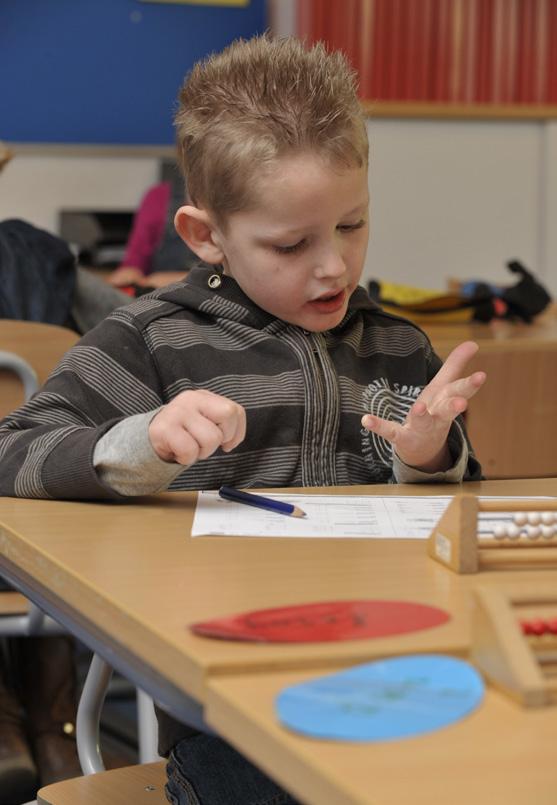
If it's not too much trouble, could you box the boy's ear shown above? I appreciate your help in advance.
[174,205,224,265]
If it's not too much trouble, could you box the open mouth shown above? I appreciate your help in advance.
[308,289,346,313]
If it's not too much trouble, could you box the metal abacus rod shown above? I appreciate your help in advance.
[471,584,557,707]
[428,495,557,573]
[479,500,557,512]
[479,548,557,568]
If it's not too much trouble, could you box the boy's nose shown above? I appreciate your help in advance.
[315,247,346,279]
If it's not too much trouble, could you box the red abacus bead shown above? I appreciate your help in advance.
[530,619,549,635]
[521,620,536,635]
[547,619,557,635]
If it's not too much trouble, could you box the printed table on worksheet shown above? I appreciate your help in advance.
[191,494,554,539]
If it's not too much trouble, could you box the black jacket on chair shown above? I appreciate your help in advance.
[0,219,76,325]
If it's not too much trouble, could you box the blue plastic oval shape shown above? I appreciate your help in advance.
[276,654,484,742]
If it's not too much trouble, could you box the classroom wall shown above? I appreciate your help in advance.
[1,118,555,298]
[0,153,160,236]
[545,124,557,292]
[366,118,552,294]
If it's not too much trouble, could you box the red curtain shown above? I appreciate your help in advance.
[297,0,557,104]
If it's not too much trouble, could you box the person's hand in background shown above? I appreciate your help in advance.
[107,266,144,287]
[135,271,189,289]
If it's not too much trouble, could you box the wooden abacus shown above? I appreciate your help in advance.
[471,584,557,707]
[427,495,557,574]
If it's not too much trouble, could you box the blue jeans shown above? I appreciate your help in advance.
[164,733,300,805]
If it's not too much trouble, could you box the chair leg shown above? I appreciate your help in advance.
[137,690,161,763]
[76,653,113,775]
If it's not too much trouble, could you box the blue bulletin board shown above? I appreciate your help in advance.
[0,0,266,146]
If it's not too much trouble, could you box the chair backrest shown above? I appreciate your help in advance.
[0,319,79,418]
[0,320,79,610]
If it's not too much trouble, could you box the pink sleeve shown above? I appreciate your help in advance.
[120,182,170,274]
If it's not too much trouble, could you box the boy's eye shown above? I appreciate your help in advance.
[272,220,365,255]
[273,239,307,255]
[338,220,366,233]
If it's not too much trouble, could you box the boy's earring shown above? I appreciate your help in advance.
[174,206,224,265]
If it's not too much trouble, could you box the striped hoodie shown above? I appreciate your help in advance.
[0,265,480,502]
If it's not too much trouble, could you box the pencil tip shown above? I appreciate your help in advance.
[291,507,307,518]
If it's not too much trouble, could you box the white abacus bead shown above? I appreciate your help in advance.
[541,512,556,525]
[526,524,541,540]
[493,524,507,540]
[506,524,521,540]
[513,512,528,526]
[541,525,556,540]
[527,512,541,525]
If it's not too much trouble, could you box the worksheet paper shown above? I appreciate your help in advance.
[191,493,554,539]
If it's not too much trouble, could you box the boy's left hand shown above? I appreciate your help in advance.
[361,341,486,473]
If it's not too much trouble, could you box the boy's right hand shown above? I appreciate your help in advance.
[148,390,246,465]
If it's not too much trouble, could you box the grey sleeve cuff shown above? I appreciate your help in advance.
[392,421,469,484]
[93,410,184,496]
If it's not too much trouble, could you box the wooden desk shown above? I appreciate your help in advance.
[425,305,557,479]
[0,479,556,803]
[207,667,557,805]
[425,302,557,352]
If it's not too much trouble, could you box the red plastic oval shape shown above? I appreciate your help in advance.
[190,599,450,643]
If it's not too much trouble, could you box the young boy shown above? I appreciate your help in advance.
[0,35,484,805]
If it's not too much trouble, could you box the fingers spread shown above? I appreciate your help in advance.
[425,370,487,417]
[361,414,402,444]
[427,341,479,391]
[360,345,486,473]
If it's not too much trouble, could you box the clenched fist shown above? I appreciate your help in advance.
[149,389,246,466]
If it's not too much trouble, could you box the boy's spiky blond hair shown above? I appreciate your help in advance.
[175,35,368,224]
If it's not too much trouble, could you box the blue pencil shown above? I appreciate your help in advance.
[218,486,307,518]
